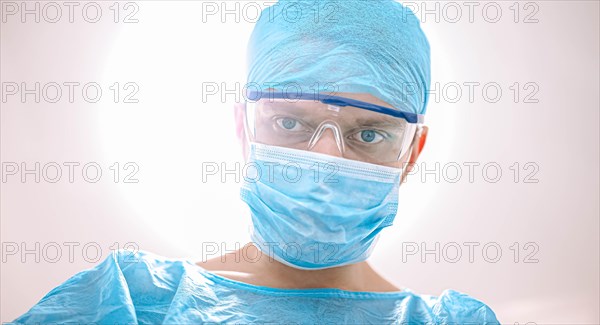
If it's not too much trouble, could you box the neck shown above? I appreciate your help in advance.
[200,242,400,292]
[237,243,380,291]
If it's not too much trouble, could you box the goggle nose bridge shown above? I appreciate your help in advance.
[307,120,345,155]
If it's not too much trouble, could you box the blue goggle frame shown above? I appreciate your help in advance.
[246,90,423,124]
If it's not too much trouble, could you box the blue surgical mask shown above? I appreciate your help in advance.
[240,142,402,270]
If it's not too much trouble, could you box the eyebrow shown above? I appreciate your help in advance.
[258,100,325,119]
[258,100,407,127]
[259,100,318,110]
[352,116,406,128]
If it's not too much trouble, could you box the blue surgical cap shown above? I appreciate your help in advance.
[246,0,431,119]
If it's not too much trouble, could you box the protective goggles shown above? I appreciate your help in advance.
[244,91,423,166]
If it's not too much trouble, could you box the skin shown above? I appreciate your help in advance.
[197,93,429,292]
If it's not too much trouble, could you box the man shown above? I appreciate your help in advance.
[13,1,500,323]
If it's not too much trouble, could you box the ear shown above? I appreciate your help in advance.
[401,125,428,184]
[233,102,249,161]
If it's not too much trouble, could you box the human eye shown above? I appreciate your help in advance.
[348,129,388,144]
[274,117,309,132]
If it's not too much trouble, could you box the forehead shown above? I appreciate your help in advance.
[333,92,396,109]
[255,95,404,126]
[256,92,395,109]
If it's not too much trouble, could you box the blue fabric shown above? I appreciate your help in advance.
[12,250,500,324]
[241,143,401,270]
[247,0,431,119]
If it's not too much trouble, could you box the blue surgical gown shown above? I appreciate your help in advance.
[12,249,500,324]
